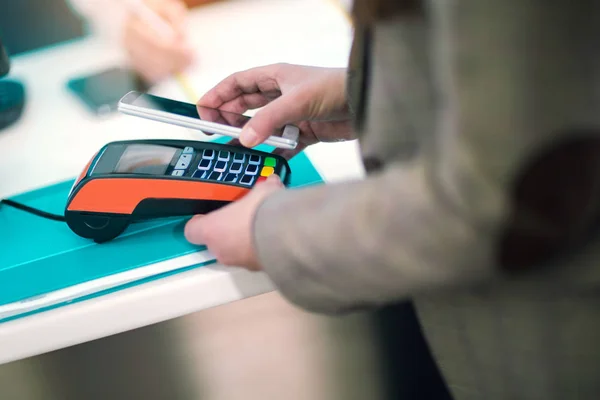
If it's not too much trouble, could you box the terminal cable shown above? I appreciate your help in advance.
[0,199,66,222]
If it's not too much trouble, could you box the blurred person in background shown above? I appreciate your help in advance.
[0,0,86,56]
[68,0,224,83]
[0,0,220,82]
[184,0,600,399]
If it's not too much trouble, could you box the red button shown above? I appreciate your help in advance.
[256,176,267,184]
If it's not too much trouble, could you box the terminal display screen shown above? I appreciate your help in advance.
[113,144,177,175]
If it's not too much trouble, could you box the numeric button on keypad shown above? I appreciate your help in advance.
[202,149,215,160]
[233,153,245,163]
[193,170,207,179]
[208,171,223,181]
[224,173,238,183]
[214,160,227,172]
[229,162,243,174]
[218,151,230,161]
[239,175,255,186]
[197,159,212,170]
[245,164,259,175]
[248,155,261,165]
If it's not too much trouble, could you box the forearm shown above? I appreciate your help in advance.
[252,159,502,315]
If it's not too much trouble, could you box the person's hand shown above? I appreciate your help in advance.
[196,106,249,129]
[196,63,355,159]
[123,0,194,83]
[184,174,285,270]
[185,63,352,263]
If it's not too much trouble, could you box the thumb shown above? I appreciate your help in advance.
[256,174,284,191]
[248,174,284,197]
[247,174,284,202]
[240,89,309,147]
[184,214,206,245]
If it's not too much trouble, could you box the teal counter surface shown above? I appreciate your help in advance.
[0,140,323,321]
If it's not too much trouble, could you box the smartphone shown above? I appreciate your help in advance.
[67,67,151,116]
[118,91,299,150]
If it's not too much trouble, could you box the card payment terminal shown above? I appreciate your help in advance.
[64,139,291,243]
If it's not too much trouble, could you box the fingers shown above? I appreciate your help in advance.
[225,138,304,162]
[131,0,189,44]
[196,107,228,125]
[196,107,249,129]
[123,0,193,82]
[195,93,270,139]
[183,174,283,247]
[126,31,193,82]
[239,88,311,147]
[259,173,284,189]
[153,0,188,33]
[197,65,282,109]
[183,215,208,246]
[125,44,171,83]
[220,110,251,128]
[218,93,272,114]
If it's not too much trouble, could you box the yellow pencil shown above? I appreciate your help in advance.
[175,72,198,102]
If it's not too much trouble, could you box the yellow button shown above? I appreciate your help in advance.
[260,166,274,177]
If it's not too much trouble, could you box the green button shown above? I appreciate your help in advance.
[264,157,277,167]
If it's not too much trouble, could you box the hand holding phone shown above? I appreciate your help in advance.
[118,91,299,149]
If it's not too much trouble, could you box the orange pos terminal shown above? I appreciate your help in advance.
[64,139,291,243]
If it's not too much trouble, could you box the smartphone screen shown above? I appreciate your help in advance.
[67,67,151,115]
[127,92,251,129]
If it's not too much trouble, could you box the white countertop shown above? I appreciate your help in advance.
[0,0,364,365]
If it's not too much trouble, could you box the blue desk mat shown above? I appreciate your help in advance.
[0,140,323,317]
